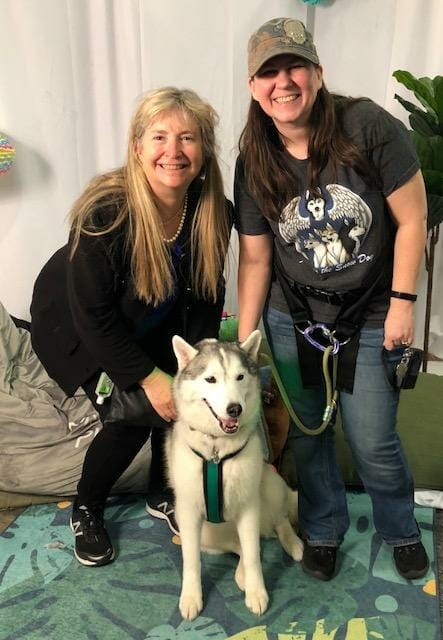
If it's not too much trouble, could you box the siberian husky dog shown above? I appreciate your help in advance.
[166,330,303,621]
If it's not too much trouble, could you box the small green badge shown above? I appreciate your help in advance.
[95,372,114,404]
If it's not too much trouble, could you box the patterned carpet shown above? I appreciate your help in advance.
[0,493,439,640]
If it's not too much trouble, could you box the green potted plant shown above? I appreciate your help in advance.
[393,70,443,371]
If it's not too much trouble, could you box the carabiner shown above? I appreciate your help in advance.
[303,323,340,354]
[330,329,351,348]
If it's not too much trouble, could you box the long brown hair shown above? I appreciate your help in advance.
[69,87,230,305]
[239,81,375,220]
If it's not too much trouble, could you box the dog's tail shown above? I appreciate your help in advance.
[287,489,298,525]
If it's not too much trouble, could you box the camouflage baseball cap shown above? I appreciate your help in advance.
[248,17,319,77]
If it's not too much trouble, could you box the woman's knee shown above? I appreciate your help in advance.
[104,422,151,446]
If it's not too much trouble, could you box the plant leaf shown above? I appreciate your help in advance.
[428,136,443,172]
[433,76,443,131]
[410,132,433,169]
[393,70,438,116]
[422,169,443,196]
[418,76,435,95]
[412,133,443,172]
[409,112,438,137]
[427,193,443,229]
[394,94,427,117]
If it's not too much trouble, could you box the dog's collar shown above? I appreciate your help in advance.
[189,438,249,465]
[189,438,250,523]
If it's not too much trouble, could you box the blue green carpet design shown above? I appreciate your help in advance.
[0,493,439,639]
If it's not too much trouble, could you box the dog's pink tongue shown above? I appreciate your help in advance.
[221,418,238,429]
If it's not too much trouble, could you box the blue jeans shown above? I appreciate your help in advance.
[264,306,420,547]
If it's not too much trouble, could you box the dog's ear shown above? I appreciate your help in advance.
[172,335,198,370]
[240,329,261,363]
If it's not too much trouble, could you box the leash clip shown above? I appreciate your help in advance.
[322,399,337,423]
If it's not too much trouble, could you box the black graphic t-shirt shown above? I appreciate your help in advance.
[234,100,420,325]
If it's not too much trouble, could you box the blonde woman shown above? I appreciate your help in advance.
[31,87,232,566]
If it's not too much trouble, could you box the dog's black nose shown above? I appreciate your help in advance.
[227,403,242,418]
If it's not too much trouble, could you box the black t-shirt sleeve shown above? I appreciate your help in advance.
[234,156,271,235]
[357,102,420,197]
[67,207,155,390]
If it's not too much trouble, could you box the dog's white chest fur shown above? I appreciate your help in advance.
[168,425,264,523]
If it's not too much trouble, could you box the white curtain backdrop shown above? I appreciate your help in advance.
[1,0,442,355]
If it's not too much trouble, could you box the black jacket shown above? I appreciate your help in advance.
[31,183,232,396]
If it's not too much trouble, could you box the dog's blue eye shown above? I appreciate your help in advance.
[237,374,244,380]
[205,376,216,384]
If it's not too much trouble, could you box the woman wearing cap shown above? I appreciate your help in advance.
[235,17,428,581]
[31,87,231,567]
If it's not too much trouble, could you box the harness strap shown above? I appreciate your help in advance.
[268,251,391,435]
[273,253,358,393]
[203,460,223,523]
[273,251,387,392]
[189,440,249,523]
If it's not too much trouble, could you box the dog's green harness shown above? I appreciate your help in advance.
[189,441,249,523]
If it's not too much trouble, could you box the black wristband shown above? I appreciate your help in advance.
[390,290,417,302]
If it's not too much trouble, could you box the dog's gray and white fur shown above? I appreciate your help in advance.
[166,330,303,620]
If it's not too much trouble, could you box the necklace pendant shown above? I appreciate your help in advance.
[211,449,220,464]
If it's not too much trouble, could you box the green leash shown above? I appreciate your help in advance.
[259,346,339,436]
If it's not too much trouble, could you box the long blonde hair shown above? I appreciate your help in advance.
[69,87,230,304]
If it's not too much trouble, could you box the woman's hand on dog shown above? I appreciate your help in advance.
[139,368,177,422]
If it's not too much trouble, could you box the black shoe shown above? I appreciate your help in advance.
[70,499,115,567]
[302,544,337,581]
[145,490,179,535]
[393,541,429,579]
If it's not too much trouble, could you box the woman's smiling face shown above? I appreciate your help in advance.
[136,109,203,199]
[249,54,323,131]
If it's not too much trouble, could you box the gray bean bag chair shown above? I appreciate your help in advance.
[0,300,150,508]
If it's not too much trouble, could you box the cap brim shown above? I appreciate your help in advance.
[249,46,319,77]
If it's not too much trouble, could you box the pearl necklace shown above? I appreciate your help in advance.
[162,193,188,244]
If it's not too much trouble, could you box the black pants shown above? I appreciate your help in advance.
[77,373,169,507]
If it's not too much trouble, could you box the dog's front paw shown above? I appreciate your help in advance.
[245,587,269,616]
[234,560,245,591]
[179,592,203,621]
[291,536,304,562]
